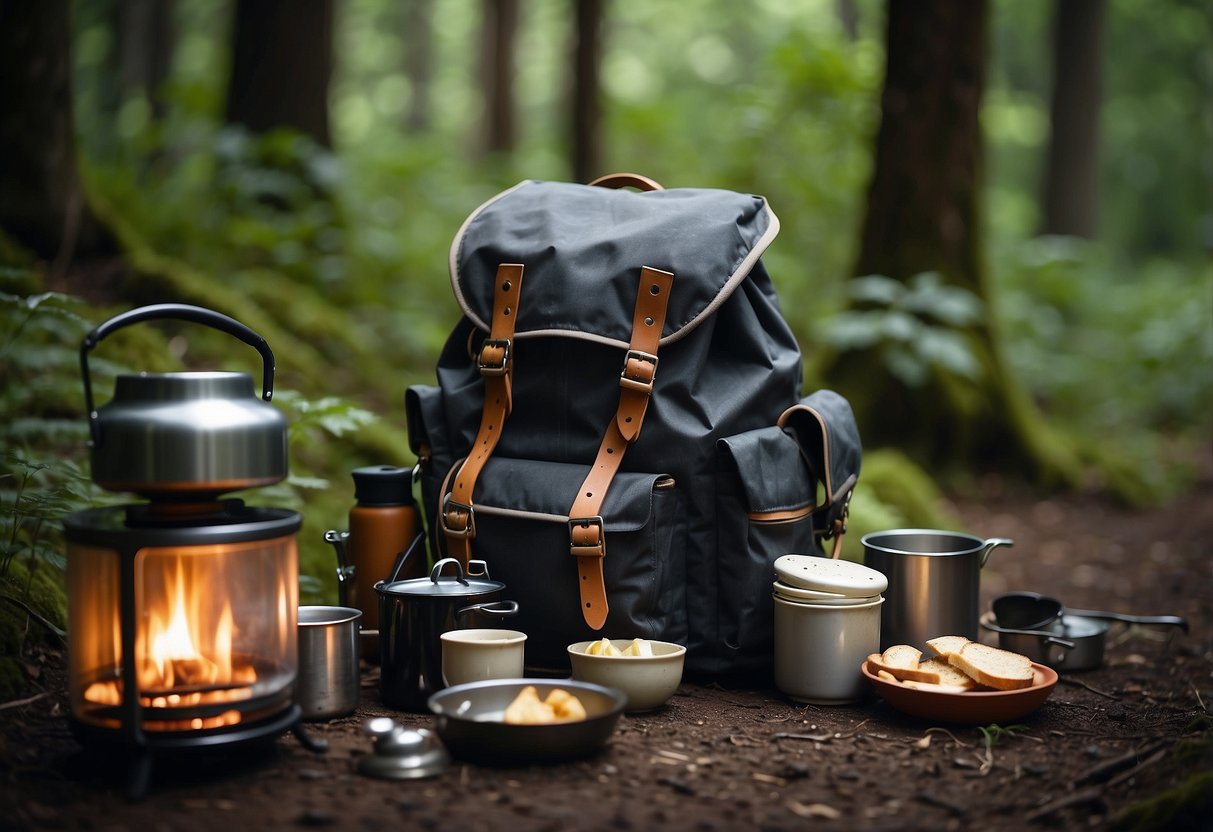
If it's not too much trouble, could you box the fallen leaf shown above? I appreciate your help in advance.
[788,801,841,819]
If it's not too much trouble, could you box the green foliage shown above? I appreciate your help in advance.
[24,0,1210,608]
[825,273,986,387]
[994,237,1213,497]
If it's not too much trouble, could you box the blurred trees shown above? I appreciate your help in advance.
[0,0,113,269]
[571,0,606,182]
[825,0,1079,484]
[479,0,519,155]
[225,0,335,145]
[1040,0,1104,238]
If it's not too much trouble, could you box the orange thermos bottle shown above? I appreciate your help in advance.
[328,465,421,653]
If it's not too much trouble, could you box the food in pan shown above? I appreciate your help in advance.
[868,637,1035,693]
[502,685,588,724]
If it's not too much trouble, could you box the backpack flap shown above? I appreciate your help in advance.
[778,390,862,552]
[450,180,779,346]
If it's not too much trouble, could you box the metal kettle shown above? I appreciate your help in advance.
[81,303,288,499]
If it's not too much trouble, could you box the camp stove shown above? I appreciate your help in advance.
[62,304,323,796]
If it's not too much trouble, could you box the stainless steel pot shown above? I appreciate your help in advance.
[81,304,287,498]
[862,529,1013,650]
[375,546,518,712]
[984,592,1189,672]
[297,606,362,719]
[981,611,1103,671]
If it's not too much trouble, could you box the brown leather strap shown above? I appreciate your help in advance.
[442,264,524,567]
[588,172,665,192]
[568,266,674,629]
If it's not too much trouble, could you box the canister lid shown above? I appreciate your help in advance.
[352,465,416,506]
[774,554,888,598]
[357,719,449,779]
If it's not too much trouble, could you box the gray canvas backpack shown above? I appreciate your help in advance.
[405,174,861,679]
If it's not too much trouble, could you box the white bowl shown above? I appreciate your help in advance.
[567,639,686,712]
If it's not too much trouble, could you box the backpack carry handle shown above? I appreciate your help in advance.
[589,172,665,192]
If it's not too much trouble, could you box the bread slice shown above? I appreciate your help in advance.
[881,644,923,670]
[919,657,980,690]
[901,679,973,694]
[925,635,971,659]
[866,652,941,684]
[947,642,1035,691]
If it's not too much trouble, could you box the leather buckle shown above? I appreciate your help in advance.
[568,516,606,558]
[478,338,512,377]
[619,349,658,394]
[441,496,476,539]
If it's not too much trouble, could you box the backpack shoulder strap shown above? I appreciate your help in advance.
[568,266,674,629]
[442,263,525,566]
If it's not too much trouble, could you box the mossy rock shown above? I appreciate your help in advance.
[838,448,960,562]
[1112,770,1213,832]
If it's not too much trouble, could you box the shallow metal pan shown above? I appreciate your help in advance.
[427,679,626,765]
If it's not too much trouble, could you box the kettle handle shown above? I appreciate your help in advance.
[80,303,277,445]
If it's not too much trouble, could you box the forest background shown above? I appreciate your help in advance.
[1,0,1210,698]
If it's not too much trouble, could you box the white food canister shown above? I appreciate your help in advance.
[773,554,888,704]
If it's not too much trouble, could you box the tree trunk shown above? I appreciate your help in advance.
[401,0,435,133]
[115,0,176,121]
[1040,0,1104,238]
[0,0,114,268]
[571,0,606,182]
[225,0,334,146]
[824,0,1080,486]
[479,0,519,155]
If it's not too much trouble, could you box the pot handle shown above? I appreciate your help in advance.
[429,557,469,586]
[979,537,1014,568]
[1064,609,1189,633]
[80,303,277,446]
[456,600,520,623]
[324,529,354,606]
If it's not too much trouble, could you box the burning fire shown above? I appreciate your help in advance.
[83,556,265,730]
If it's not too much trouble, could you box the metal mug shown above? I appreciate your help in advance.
[297,605,363,720]
[861,529,1013,650]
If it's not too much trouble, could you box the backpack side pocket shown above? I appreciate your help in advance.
[714,425,819,678]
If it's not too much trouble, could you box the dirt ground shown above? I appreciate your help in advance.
[1,478,1210,832]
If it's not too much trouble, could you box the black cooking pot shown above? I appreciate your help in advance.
[376,538,518,711]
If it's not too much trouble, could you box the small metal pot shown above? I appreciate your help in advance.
[980,611,1099,670]
[297,606,363,720]
[375,550,518,712]
[862,529,1013,650]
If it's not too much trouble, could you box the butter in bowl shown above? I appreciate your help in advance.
[567,638,686,712]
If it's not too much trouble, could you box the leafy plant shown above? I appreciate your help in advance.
[824,272,986,386]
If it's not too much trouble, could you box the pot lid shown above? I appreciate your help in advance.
[774,554,888,598]
[378,557,504,598]
[357,719,449,780]
[1050,615,1109,639]
[772,581,881,606]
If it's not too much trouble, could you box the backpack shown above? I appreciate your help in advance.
[405,174,861,679]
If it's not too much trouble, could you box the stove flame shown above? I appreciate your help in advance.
[141,561,246,691]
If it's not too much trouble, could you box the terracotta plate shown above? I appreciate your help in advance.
[861,660,1059,724]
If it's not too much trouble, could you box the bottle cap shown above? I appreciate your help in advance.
[351,465,415,506]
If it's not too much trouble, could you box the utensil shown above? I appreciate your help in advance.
[441,629,527,687]
[81,303,287,498]
[357,717,449,779]
[861,659,1058,724]
[771,555,888,704]
[990,591,1189,633]
[567,639,686,712]
[980,611,1103,671]
[426,679,626,765]
[375,541,518,711]
[861,529,1013,650]
[297,606,362,720]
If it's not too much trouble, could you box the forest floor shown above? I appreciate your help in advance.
[1,476,1210,832]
